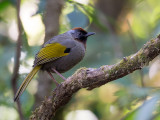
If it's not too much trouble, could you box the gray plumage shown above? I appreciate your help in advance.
[14,27,95,101]
[34,30,86,73]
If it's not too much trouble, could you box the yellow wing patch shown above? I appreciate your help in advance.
[34,43,69,66]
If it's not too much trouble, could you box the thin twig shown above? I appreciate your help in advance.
[30,34,160,120]
[11,0,24,119]
[127,19,145,87]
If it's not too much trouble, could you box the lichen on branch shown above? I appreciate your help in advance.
[30,34,160,120]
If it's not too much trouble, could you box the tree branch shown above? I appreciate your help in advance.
[11,0,24,119]
[30,35,160,120]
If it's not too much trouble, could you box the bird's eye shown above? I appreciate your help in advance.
[79,32,82,36]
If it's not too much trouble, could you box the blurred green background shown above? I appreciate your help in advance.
[1,0,160,120]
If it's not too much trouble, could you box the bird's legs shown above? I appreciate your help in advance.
[51,68,67,80]
[47,71,59,86]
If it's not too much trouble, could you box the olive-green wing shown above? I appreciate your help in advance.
[34,42,69,66]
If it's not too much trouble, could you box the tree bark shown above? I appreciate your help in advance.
[11,0,24,119]
[34,0,64,108]
[30,34,160,119]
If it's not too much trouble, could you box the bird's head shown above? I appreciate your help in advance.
[69,27,95,43]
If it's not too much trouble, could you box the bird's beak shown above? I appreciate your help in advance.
[85,32,96,37]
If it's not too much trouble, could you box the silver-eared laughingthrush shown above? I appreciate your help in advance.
[14,27,95,101]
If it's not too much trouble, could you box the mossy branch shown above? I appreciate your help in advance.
[30,35,160,120]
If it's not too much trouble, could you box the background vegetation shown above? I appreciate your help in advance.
[0,0,160,119]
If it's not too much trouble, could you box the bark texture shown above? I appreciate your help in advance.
[11,0,24,119]
[30,35,160,120]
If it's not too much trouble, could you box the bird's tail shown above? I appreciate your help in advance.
[14,65,41,101]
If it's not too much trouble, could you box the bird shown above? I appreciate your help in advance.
[14,27,95,101]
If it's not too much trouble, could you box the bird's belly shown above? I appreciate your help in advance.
[52,53,84,73]
[42,46,85,73]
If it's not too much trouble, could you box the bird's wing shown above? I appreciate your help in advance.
[34,42,70,66]
[34,40,76,66]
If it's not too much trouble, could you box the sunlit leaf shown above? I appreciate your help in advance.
[123,108,138,120]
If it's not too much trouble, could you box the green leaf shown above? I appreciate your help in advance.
[123,108,138,120]
[123,95,159,120]
[136,96,159,120]
[0,1,10,12]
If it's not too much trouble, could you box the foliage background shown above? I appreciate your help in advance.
[0,0,160,119]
